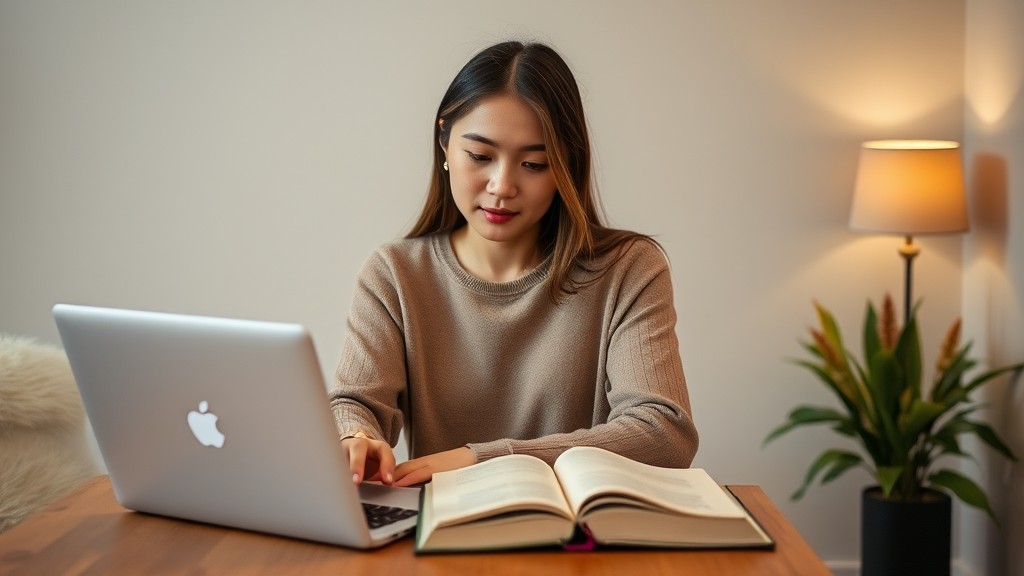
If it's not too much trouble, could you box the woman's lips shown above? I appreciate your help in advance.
[482,207,517,224]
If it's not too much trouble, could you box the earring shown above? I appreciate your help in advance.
[443,161,449,171]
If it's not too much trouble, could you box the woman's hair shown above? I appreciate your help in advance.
[407,41,650,302]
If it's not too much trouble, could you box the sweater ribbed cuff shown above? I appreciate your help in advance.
[466,439,514,462]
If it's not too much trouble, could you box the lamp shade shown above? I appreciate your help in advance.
[849,140,968,234]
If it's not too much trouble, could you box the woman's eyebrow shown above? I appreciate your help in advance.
[461,133,546,152]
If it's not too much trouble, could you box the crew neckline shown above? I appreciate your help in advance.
[432,232,552,297]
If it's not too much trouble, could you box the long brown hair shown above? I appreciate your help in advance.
[407,41,651,302]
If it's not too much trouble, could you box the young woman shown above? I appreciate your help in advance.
[331,41,698,487]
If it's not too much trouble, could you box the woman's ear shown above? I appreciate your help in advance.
[437,117,449,156]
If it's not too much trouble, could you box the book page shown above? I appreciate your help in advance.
[552,447,745,518]
[428,454,574,528]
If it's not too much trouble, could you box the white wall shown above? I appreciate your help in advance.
[0,1,973,570]
[962,1,1024,575]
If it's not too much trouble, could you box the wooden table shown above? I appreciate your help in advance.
[0,476,830,575]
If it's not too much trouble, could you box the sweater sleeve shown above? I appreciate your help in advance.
[328,251,407,446]
[467,241,699,468]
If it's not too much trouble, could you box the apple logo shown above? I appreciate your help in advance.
[187,401,226,448]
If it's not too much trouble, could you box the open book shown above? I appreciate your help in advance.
[415,446,774,553]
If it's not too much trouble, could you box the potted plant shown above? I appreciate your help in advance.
[764,294,1024,576]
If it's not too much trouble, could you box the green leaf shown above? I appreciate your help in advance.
[831,420,858,438]
[867,351,900,411]
[964,361,1024,395]
[866,351,902,455]
[894,308,923,403]
[931,426,965,458]
[862,302,881,365]
[856,429,887,467]
[928,469,997,523]
[966,420,1017,461]
[790,406,848,424]
[790,359,866,427]
[900,400,945,449]
[930,413,988,465]
[945,406,980,422]
[843,354,875,431]
[821,453,862,483]
[792,449,862,501]
[877,466,903,498]
[940,386,968,408]
[932,347,974,401]
[800,342,825,362]
[763,406,848,445]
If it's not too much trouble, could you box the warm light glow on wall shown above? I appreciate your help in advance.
[965,1,1024,126]
[724,8,964,128]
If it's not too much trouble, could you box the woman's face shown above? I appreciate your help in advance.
[443,95,557,251]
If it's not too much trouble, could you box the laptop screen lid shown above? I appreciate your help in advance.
[52,303,417,548]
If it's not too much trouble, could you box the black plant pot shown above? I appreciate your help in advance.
[861,486,951,576]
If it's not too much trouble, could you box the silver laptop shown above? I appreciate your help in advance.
[52,303,418,549]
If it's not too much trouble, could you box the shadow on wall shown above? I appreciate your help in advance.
[970,153,1008,265]
[969,151,1020,576]
[0,334,98,532]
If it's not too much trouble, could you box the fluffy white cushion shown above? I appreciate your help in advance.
[0,334,97,532]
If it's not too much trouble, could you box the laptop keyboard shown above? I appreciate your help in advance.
[362,503,418,529]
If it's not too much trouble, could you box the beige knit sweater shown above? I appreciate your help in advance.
[330,232,698,468]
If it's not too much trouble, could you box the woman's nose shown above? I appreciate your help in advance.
[486,163,517,198]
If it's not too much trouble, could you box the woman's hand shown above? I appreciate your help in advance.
[392,447,477,487]
[342,436,397,485]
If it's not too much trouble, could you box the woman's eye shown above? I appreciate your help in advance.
[523,162,549,172]
[466,152,490,162]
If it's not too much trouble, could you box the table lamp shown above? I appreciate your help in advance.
[849,140,969,324]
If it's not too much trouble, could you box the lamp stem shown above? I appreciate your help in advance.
[898,235,920,326]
